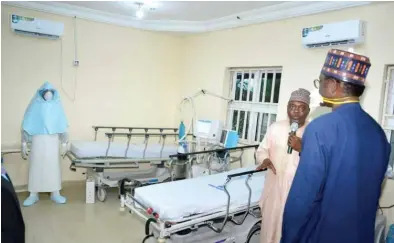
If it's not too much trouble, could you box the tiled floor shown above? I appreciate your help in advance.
[17,182,393,243]
[18,183,146,243]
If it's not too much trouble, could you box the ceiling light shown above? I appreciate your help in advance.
[136,9,144,19]
[120,1,159,11]
[144,0,159,9]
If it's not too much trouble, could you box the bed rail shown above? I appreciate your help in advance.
[206,169,265,233]
[104,132,193,160]
[168,144,258,158]
[227,169,264,179]
[92,126,180,141]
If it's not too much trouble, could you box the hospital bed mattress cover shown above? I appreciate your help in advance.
[70,141,178,159]
[134,167,266,222]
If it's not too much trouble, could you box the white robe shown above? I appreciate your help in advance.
[256,120,308,243]
[28,134,62,193]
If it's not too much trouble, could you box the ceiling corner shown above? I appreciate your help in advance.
[3,1,372,33]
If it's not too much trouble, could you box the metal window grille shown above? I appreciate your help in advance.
[226,67,282,144]
[381,66,394,166]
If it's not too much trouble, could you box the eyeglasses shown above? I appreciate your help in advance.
[313,79,321,89]
[315,78,342,89]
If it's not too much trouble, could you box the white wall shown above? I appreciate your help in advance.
[1,1,393,231]
[1,4,183,185]
[178,1,394,232]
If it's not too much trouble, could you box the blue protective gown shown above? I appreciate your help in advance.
[281,103,391,243]
[22,82,68,136]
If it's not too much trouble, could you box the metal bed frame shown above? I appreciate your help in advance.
[167,144,259,178]
[118,145,260,200]
[120,166,265,243]
[66,125,259,202]
[66,126,193,202]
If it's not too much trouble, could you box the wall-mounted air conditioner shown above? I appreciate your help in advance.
[302,20,365,48]
[11,14,64,40]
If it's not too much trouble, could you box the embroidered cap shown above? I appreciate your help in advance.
[321,49,371,86]
[289,88,311,105]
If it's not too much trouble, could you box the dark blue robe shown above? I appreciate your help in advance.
[281,103,391,243]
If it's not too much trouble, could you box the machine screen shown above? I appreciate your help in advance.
[220,130,227,144]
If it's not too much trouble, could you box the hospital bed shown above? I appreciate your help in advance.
[118,145,260,202]
[120,166,265,243]
[66,126,194,202]
[120,163,388,243]
[67,123,255,202]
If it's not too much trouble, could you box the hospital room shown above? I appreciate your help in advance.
[1,0,394,242]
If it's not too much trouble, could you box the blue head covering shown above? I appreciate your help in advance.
[22,82,68,136]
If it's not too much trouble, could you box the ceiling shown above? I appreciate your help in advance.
[59,1,285,21]
[5,1,372,33]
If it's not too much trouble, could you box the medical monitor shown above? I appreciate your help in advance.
[194,120,223,142]
[220,129,239,148]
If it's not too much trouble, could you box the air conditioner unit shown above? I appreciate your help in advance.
[11,14,64,40]
[302,20,365,49]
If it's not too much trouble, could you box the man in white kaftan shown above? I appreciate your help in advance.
[256,88,311,243]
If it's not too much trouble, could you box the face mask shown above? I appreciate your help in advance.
[321,97,359,105]
[313,78,361,107]
[43,91,53,101]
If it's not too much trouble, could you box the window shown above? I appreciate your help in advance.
[382,66,394,167]
[226,67,282,144]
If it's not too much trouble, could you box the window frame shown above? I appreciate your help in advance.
[226,67,282,144]
[381,65,394,167]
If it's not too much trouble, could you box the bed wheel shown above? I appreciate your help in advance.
[246,223,261,243]
[97,187,107,202]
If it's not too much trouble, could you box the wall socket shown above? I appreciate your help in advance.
[73,60,80,67]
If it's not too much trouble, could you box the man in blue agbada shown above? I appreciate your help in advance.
[2,157,26,243]
[281,49,391,243]
[21,82,69,206]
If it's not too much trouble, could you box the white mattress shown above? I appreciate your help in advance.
[134,167,266,222]
[70,141,178,159]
